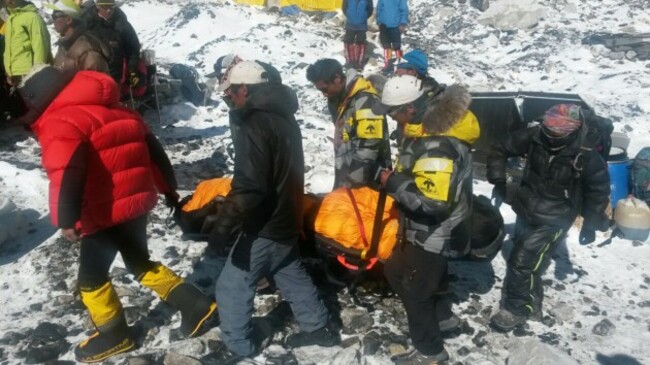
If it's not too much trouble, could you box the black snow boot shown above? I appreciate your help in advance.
[392,348,449,365]
[74,315,135,363]
[166,283,218,338]
[490,308,527,332]
[284,326,340,348]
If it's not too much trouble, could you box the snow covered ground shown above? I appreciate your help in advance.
[0,0,649,364]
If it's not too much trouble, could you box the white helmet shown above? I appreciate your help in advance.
[216,61,268,92]
[382,75,424,105]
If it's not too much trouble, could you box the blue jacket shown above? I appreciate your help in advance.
[343,0,373,31]
[376,0,408,28]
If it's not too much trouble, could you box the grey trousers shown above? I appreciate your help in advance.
[215,234,329,356]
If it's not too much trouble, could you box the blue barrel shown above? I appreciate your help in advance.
[607,147,630,207]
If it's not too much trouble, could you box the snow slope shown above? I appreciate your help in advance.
[0,0,649,364]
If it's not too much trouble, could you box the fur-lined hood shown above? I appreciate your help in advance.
[421,84,472,135]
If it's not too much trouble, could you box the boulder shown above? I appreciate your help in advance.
[582,33,650,61]
[470,0,489,12]
[477,0,545,31]
[507,339,578,365]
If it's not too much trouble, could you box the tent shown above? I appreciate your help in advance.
[235,0,342,12]
[469,91,590,162]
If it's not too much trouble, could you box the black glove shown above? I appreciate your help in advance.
[579,227,596,245]
[164,191,180,209]
[491,182,507,208]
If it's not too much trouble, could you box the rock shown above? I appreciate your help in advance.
[549,302,574,324]
[331,345,361,365]
[163,352,202,365]
[362,331,382,355]
[340,308,374,335]
[128,352,165,365]
[31,322,68,343]
[470,0,489,12]
[592,319,616,336]
[507,339,578,365]
[477,0,545,30]
[24,341,70,364]
[457,346,471,356]
[0,331,27,346]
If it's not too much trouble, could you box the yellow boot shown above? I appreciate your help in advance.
[138,263,217,337]
[75,282,135,363]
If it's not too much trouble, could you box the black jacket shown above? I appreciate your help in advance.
[84,7,140,83]
[487,125,610,231]
[212,83,304,241]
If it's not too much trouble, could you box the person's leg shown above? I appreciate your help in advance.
[379,24,393,68]
[75,226,134,362]
[343,30,355,66]
[115,215,216,338]
[216,234,272,357]
[390,27,403,61]
[355,31,367,69]
[270,239,328,333]
[386,242,448,356]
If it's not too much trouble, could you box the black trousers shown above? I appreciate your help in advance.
[384,242,451,355]
[503,218,566,315]
[378,24,401,50]
[343,29,367,44]
[78,215,156,291]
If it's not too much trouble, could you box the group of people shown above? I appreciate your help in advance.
[1,0,143,114]
[3,1,612,364]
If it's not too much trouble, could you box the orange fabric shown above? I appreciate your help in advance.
[182,178,232,212]
[314,187,399,260]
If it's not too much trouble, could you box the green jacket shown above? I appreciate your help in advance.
[3,2,52,77]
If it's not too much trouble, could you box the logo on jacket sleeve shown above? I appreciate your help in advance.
[413,157,454,201]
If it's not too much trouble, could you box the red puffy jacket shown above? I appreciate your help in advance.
[31,71,176,235]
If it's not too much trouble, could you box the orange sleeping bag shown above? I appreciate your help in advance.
[314,187,399,261]
[182,177,232,212]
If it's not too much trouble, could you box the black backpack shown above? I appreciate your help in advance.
[581,108,614,160]
[169,64,208,107]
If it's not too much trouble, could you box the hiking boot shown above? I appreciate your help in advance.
[74,316,135,363]
[438,314,461,333]
[166,283,218,338]
[284,326,340,348]
[490,308,527,332]
[392,348,449,365]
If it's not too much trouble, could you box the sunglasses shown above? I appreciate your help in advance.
[388,105,406,117]
[51,11,66,20]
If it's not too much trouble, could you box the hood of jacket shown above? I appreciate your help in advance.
[30,71,120,130]
[241,83,299,119]
[403,84,480,144]
[8,2,37,15]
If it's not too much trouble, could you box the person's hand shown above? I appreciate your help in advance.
[491,182,507,208]
[399,25,407,33]
[62,227,81,243]
[164,191,180,208]
[128,71,140,87]
[579,227,596,245]
[379,168,393,187]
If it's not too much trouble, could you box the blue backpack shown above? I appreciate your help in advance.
[631,147,650,205]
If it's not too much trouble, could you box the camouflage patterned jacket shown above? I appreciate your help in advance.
[329,69,390,188]
[385,85,480,257]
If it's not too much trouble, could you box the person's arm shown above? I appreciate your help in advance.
[366,0,374,18]
[376,0,383,24]
[348,93,388,186]
[78,49,110,73]
[398,0,408,26]
[385,149,459,220]
[145,132,177,194]
[120,18,141,72]
[486,127,536,184]
[40,119,88,229]
[581,152,611,232]
[211,119,271,237]
[28,14,52,65]
[341,0,348,12]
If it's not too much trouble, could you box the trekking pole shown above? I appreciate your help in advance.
[152,73,162,123]
[128,86,135,110]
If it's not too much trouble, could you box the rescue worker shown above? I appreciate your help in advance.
[487,103,610,331]
[374,75,480,364]
[47,0,111,73]
[2,0,52,86]
[306,58,390,189]
[85,0,141,88]
[14,66,216,363]
[210,61,339,360]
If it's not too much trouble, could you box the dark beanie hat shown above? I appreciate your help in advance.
[18,65,75,124]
